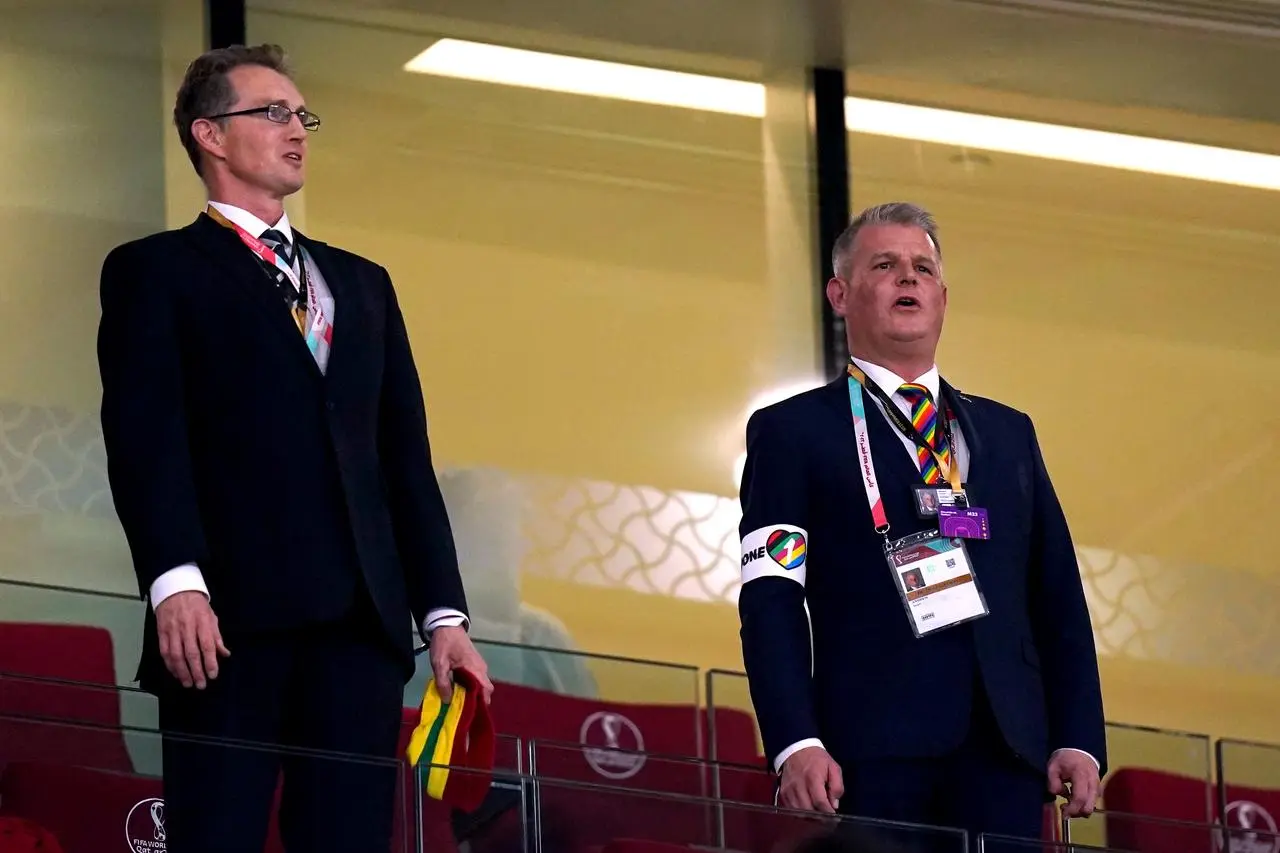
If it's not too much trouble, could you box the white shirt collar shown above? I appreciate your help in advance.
[207,201,293,244]
[850,356,940,403]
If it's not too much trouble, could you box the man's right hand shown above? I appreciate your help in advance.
[155,591,230,689]
[779,746,844,813]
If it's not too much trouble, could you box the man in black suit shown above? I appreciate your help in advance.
[97,44,491,852]
[736,202,1105,843]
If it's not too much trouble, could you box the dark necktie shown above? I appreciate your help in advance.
[259,229,306,331]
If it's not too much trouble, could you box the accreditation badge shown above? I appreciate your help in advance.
[885,530,989,638]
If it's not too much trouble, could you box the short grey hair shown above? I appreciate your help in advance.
[830,202,942,280]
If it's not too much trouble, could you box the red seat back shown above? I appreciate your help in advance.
[701,706,763,766]
[0,622,131,773]
[491,681,701,763]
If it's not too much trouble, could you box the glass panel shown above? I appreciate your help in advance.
[411,762,969,853]
[0,579,147,691]
[535,776,968,853]
[0,711,412,853]
[1096,723,1214,829]
[410,765,527,853]
[528,738,774,807]
[705,668,764,766]
[1216,738,1280,843]
[0,577,704,767]
[244,0,820,676]
[0,671,163,776]
[0,0,204,598]
[846,4,1280,760]
[407,641,704,762]
[1064,807,1280,853]
[980,836,1125,853]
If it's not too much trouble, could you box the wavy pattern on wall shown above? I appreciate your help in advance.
[1,401,1276,676]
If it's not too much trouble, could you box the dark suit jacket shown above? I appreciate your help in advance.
[97,212,467,686]
[737,375,1106,775]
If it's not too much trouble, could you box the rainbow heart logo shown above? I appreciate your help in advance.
[766,530,806,570]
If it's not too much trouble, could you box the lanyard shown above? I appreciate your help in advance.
[205,205,322,335]
[846,363,962,494]
[847,374,892,537]
[846,369,964,541]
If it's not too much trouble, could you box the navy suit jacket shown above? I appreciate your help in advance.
[737,374,1106,776]
[98,213,468,687]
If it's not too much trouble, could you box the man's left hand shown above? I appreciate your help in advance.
[429,625,494,705]
[1048,750,1100,818]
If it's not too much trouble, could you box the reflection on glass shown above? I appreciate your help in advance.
[244,0,817,675]
[1065,807,1280,853]
[0,709,411,853]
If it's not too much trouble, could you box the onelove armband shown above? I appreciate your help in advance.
[405,667,495,812]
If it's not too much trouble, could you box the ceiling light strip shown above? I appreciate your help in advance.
[405,39,1280,191]
[405,38,765,117]
[846,97,1280,191]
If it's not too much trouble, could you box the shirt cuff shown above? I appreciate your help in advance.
[423,608,468,636]
[774,738,825,774]
[1051,747,1100,771]
[149,564,209,609]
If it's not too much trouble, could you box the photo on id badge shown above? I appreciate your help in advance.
[912,486,961,519]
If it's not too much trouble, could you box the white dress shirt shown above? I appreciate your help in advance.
[149,201,467,638]
[771,357,1096,773]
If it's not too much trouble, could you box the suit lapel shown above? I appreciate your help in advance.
[941,378,985,493]
[818,376,926,486]
[182,213,322,378]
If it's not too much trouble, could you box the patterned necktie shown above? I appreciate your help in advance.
[259,228,306,332]
[897,384,951,484]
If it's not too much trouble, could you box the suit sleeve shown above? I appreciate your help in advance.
[1025,415,1108,775]
[97,244,211,598]
[737,408,819,770]
[376,268,469,637]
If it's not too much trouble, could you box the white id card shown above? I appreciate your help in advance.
[885,531,989,637]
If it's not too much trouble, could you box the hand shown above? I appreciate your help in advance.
[779,746,844,814]
[155,591,229,689]
[1048,750,1100,818]
[429,626,493,705]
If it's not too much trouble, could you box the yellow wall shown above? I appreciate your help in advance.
[5,0,1280,782]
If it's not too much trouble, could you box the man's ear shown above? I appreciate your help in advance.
[190,118,225,163]
[825,276,847,315]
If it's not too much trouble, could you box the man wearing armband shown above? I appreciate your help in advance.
[736,202,1105,842]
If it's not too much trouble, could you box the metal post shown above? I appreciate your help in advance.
[809,67,851,381]
[206,0,246,48]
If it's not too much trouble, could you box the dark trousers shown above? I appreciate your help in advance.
[156,601,405,853]
[834,685,1048,852]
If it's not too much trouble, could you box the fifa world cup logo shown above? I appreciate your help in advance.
[151,801,166,842]
[580,711,645,780]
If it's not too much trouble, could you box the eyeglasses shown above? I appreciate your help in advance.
[205,104,321,131]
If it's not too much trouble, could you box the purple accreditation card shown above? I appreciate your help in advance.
[938,506,990,540]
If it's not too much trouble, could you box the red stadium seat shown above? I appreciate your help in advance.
[0,622,132,773]
[1102,767,1214,825]
[0,816,65,853]
[1220,781,1280,849]
[0,762,160,853]
[701,705,764,766]
[492,681,702,759]
[1101,768,1220,851]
